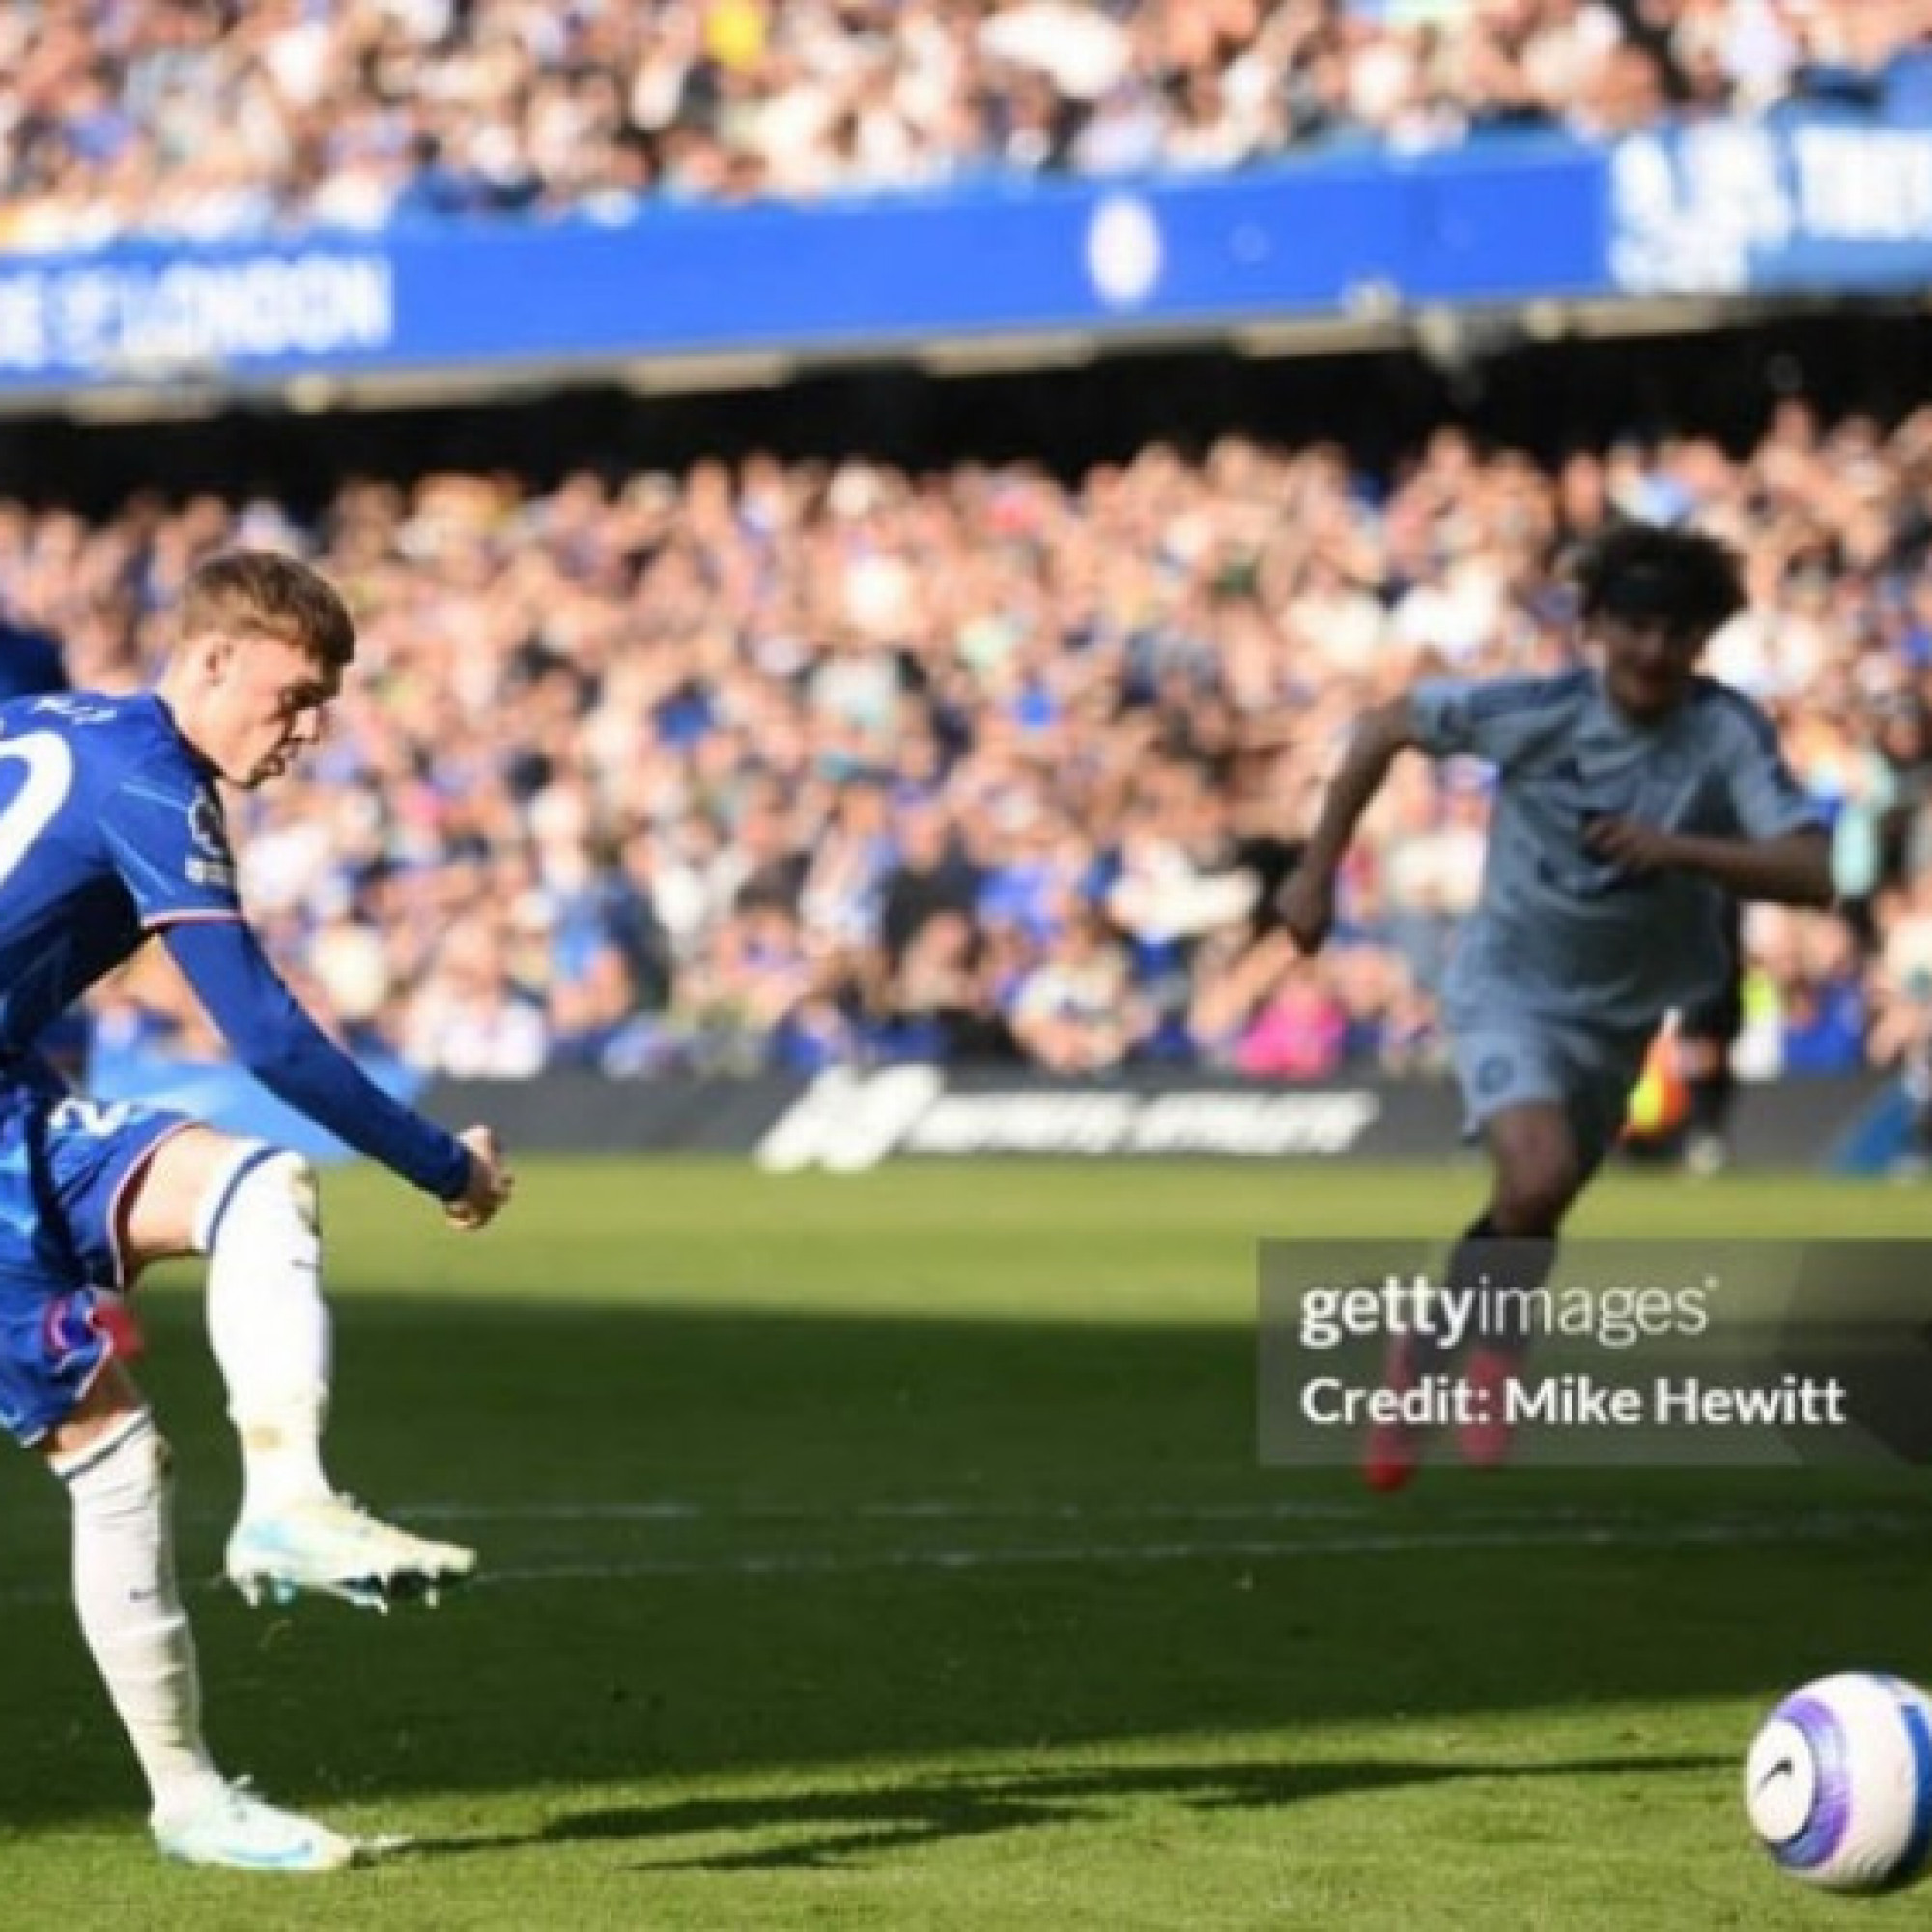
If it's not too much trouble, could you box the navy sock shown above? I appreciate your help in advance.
[1442,1214,1557,1359]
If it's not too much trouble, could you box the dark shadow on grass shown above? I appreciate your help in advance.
[0,1288,1924,1828]
[402,1753,1730,1871]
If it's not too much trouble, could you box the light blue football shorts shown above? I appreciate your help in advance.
[1447,1012,1654,1178]
[0,1072,193,1446]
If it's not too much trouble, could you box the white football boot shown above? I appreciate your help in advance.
[226,1494,476,1611]
[154,1780,358,1872]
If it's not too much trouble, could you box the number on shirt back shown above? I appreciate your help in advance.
[0,732,74,889]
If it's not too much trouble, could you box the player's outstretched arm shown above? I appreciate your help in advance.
[1278,697,1419,955]
[162,918,481,1207]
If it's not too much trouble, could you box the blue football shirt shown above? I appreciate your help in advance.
[0,688,468,1198]
[0,691,237,1051]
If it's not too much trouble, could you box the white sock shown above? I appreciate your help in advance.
[52,1410,226,1824]
[198,1147,335,1518]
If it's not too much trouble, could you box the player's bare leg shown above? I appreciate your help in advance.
[1453,1104,1578,1471]
[1367,1103,1580,1489]
[124,1128,474,1611]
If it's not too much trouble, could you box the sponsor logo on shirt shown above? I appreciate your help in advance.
[186,788,230,860]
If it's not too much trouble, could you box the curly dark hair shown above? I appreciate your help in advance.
[1571,523,1746,638]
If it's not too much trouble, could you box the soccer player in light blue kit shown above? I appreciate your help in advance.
[0,551,514,1869]
[1280,524,1832,1487]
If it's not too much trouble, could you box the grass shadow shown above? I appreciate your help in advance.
[0,1287,1923,1829]
[402,1753,1731,1871]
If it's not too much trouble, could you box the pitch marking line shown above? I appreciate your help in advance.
[0,1508,1917,1609]
[472,1512,1922,1588]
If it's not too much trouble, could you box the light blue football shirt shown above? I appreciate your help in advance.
[1409,669,1821,1033]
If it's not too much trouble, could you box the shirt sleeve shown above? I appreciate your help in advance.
[1718,696,1825,842]
[162,919,473,1202]
[99,770,243,927]
[1409,675,1577,771]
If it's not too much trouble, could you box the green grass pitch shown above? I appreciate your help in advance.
[2,1157,1928,1928]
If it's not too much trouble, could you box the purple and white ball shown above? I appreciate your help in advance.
[1745,1672,1932,1893]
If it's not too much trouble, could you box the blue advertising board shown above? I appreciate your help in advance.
[89,1042,428,1164]
[0,141,1602,391]
[0,116,1926,396]
[1609,117,1932,295]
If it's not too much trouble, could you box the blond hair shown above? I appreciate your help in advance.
[179,550,355,667]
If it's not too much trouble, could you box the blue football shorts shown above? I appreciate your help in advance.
[0,1078,194,1446]
[1447,1012,1653,1178]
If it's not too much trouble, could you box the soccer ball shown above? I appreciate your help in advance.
[1744,1671,1932,1893]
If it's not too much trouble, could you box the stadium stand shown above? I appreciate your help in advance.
[2,391,1918,1086]
[0,1,1925,1109]
[1,1,1929,243]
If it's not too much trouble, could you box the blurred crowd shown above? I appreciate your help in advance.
[3,396,1930,1090]
[2,1,1929,247]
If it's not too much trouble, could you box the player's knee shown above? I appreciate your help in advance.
[251,1150,320,1236]
[1492,1154,1579,1235]
[199,1145,319,1256]
[120,1412,173,1491]
[52,1406,170,1493]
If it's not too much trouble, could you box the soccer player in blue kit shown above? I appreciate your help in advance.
[0,551,514,1869]
[1279,524,1832,1487]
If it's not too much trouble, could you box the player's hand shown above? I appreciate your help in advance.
[444,1126,514,1232]
[1276,863,1336,955]
[1582,816,1682,876]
